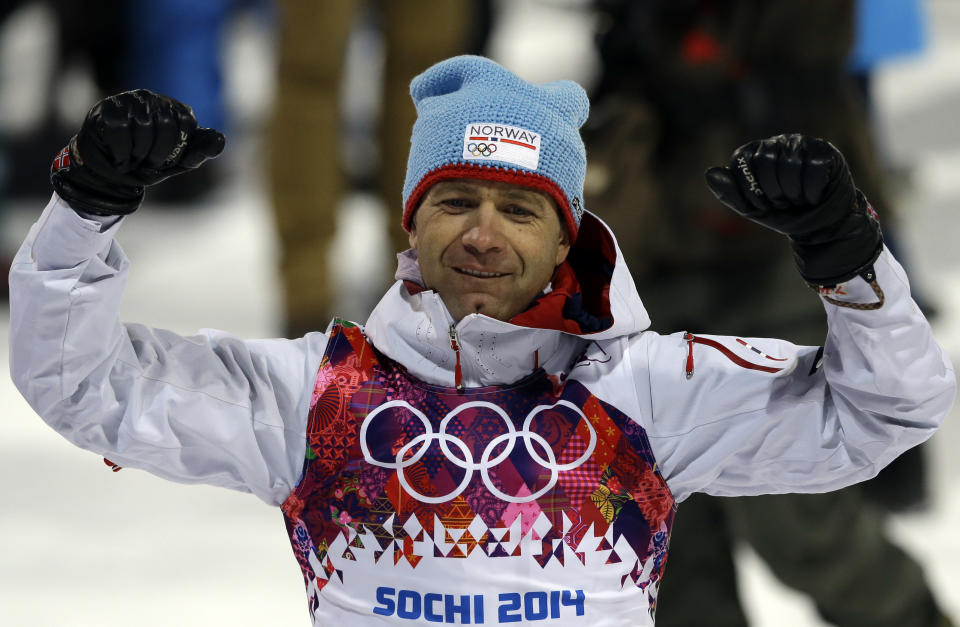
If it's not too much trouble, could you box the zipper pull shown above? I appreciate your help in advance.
[683,332,695,379]
[449,325,464,390]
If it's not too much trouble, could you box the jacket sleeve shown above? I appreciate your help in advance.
[635,246,955,503]
[9,195,327,506]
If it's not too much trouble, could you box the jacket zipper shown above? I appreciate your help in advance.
[449,324,464,390]
[684,332,695,379]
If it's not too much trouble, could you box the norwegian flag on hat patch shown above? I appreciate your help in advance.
[463,122,541,170]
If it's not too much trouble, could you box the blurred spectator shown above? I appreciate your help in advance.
[0,0,127,304]
[846,0,936,312]
[0,0,251,204]
[849,0,927,77]
[846,0,935,515]
[1,0,127,200]
[585,0,950,625]
[123,0,275,203]
[267,0,484,336]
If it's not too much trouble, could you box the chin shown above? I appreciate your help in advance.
[454,299,504,321]
[472,302,514,321]
[445,291,514,321]
[470,301,495,316]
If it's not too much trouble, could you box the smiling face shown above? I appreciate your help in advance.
[409,179,571,322]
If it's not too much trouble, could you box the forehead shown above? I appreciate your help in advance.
[425,179,554,206]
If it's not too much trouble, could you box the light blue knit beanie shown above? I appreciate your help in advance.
[402,55,589,239]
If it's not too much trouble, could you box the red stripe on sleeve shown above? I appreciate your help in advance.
[692,336,784,373]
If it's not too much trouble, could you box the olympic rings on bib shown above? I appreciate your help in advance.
[359,399,597,504]
[467,142,497,157]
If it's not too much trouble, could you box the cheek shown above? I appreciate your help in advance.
[524,239,562,278]
[416,229,453,280]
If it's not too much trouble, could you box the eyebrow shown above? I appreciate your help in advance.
[433,182,482,195]
[432,182,548,206]
[500,189,545,203]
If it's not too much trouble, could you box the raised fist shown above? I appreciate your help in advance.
[705,134,882,286]
[51,89,226,216]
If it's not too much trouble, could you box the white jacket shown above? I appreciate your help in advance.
[9,195,956,626]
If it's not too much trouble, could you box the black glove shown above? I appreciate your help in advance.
[704,134,882,286]
[50,89,226,216]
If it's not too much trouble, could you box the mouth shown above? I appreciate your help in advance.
[453,267,510,278]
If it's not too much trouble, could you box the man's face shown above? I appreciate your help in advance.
[409,179,571,323]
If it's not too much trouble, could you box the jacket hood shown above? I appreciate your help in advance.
[364,211,649,388]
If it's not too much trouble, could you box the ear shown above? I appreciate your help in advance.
[555,224,571,265]
[407,208,421,249]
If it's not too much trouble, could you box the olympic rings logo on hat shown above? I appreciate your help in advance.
[359,399,597,504]
[467,142,497,157]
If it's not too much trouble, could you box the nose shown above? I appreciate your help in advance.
[461,202,505,255]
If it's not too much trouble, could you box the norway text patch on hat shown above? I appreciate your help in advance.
[462,123,541,170]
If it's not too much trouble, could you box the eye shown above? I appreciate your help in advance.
[504,204,536,218]
[439,197,473,211]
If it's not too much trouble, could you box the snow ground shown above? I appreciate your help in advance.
[1,1,959,625]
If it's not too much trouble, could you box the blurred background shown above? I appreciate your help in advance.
[0,0,958,625]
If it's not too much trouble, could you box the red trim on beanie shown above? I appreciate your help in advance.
[403,164,579,242]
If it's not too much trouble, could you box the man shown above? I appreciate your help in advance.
[9,56,955,626]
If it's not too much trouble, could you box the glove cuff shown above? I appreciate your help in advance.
[793,238,884,287]
[50,140,144,216]
[790,190,883,286]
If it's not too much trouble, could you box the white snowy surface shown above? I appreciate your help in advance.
[2,1,959,625]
